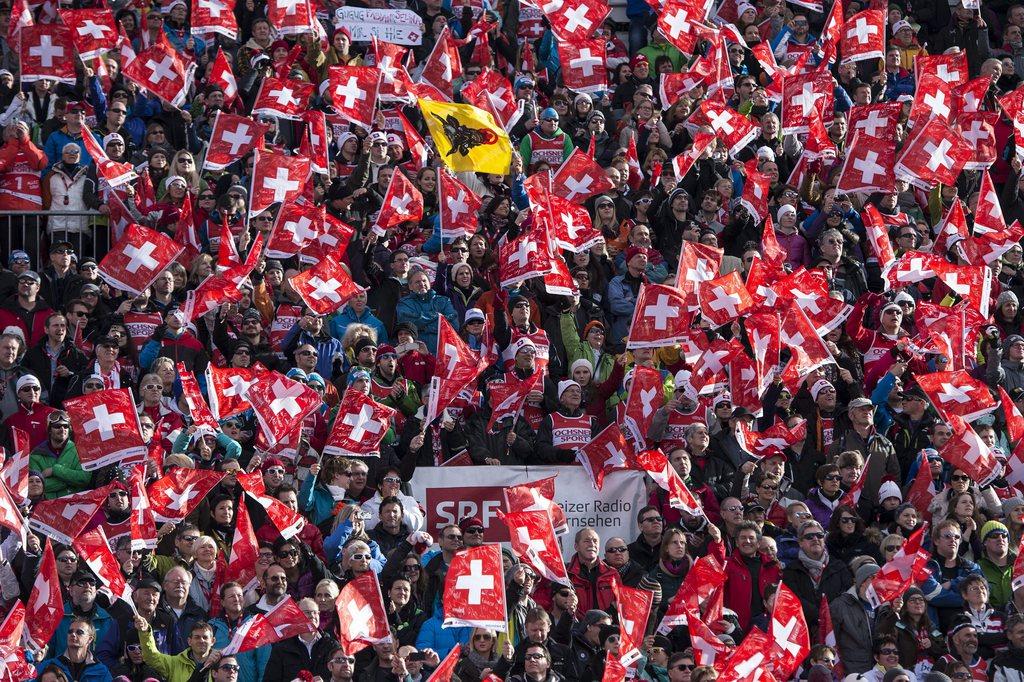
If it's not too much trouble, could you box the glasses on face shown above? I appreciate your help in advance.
[642,516,663,524]
[331,656,356,664]
[298,350,318,357]
[180,535,200,542]
[675,664,695,671]
[759,484,778,491]
[219,664,240,672]
[69,628,89,636]
[450,247,468,253]
[986,531,1009,540]
[951,674,972,681]
[258,552,274,561]
[465,527,484,535]
[200,194,215,200]
[54,248,74,255]
[606,546,627,554]
[839,516,858,524]
[802,532,825,541]
[474,633,493,641]
[266,467,285,475]
[824,474,842,482]
[878,648,899,656]
[108,490,128,498]
[18,385,40,392]
[884,545,902,552]
[403,564,421,572]
[277,549,299,558]
[443,534,463,542]
[722,505,743,512]
[951,474,970,482]
[383,476,402,484]
[941,532,962,541]
[143,383,162,390]
[351,553,371,560]
[525,653,547,661]
[58,556,78,563]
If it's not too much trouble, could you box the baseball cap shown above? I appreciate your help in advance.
[17,271,40,283]
[8,250,29,265]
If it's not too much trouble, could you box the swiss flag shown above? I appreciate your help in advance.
[323,389,396,457]
[443,544,507,630]
[82,121,137,188]
[250,149,310,216]
[622,365,664,447]
[73,527,131,603]
[328,65,381,130]
[419,26,462,98]
[637,449,707,518]
[768,584,810,680]
[430,645,462,682]
[541,0,610,41]
[301,109,330,176]
[486,370,544,433]
[1013,535,1024,593]
[498,231,549,288]
[336,572,392,654]
[974,169,1007,234]
[209,47,239,103]
[203,111,268,172]
[958,111,998,170]
[371,36,414,103]
[916,370,996,422]
[613,580,655,666]
[685,604,732,668]
[719,629,774,682]
[916,52,968,88]
[437,171,483,239]
[28,484,112,545]
[738,170,771,222]
[932,260,993,317]
[503,509,570,586]
[59,8,117,60]
[699,99,757,156]
[461,68,520,130]
[266,0,313,35]
[122,39,195,107]
[426,315,484,424]
[238,471,306,539]
[804,110,837,162]
[266,202,322,258]
[840,9,885,64]
[905,450,938,521]
[742,419,807,459]
[207,364,264,420]
[64,388,147,470]
[940,415,1003,487]
[191,0,238,40]
[559,35,607,93]
[658,0,710,55]
[628,284,691,349]
[780,301,834,384]
[678,241,723,310]
[503,476,569,535]
[26,540,63,649]
[0,600,23,649]
[245,372,321,444]
[222,597,316,655]
[176,363,219,432]
[19,24,76,85]
[745,312,781,400]
[861,203,897,276]
[865,524,932,608]
[578,424,634,491]
[781,70,833,135]
[657,554,726,636]
[670,132,716,183]
[301,213,356,266]
[836,132,895,194]
[910,73,954,128]
[147,468,225,522]
[129,465,157,549]
[543,192,601,254]
[289,253,363,316]
[699,271,753,327]
[551,148,614,202]
[894,117,972,190]
[225,489,260,591]
[372,169,423,234]
[847,102,901,143]
[1,426,29,505]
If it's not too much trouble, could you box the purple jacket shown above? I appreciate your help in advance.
[804,487,842,527]
[775,229,811,270]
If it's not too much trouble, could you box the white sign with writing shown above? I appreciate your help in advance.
[333,7,424,45]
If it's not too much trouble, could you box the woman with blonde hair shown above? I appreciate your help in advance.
[188,254,213,287]
[157,150,207,198]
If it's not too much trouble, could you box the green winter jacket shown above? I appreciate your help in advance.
[29,439,91,499]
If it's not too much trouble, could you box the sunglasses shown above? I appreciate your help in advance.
[883,545,902,552]
[465,527,484,534]
[878,648,899,656]
[219,664,240,672]
[350,553,371,560]
[674,664,695,671]
[332,656,356,664]
[839,517,858,524]
[824,474,842,482]
[474,633,493,641]
[951,474,970,482]
[606,546,628,553]
[277,549,299,558]
[802,532,825,540]
[266,467,285,475]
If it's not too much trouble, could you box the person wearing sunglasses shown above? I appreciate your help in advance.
[928,467,1002,521]
[29,409,91,499]
[665,651,696,682]
[805,464,845,528]
[362,467,425,537]
[1,372,54,449]
[919,519,982,631]
[37,616,113,681]
[977,520,1014,608]
[781,518,852,631]
[520,106,573,172]
[826,504,880,567]
[453,627,513,680]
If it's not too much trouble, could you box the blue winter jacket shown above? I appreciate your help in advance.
[210,615,271,682]
[395,290,458,352]
[329,306,389,344]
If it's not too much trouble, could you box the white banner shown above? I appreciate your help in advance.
[333,7,424,45]
[409,465,648,555]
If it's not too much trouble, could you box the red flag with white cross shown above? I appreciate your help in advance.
[64,388,147,470]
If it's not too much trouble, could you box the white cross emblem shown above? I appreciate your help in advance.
[855,110,887,137]
[276,0,303,16]
[708,109,735,135]
[936,63,961,83]
[603,441,626,467]
[937,382,971,403]
[346,601,373,638]
[437,51,453,81]
[772,615,802,657]
[516,527,546,555]
[443,343,460,375]
[263,167,300,202]
[707,286,742,318]
[733,652,766,679]
[924,139,953,172]
[77,20,109,39]
[342,404,383,442]
[662,8,691,36]
[923,90,951,119]
[569,48,601,77]
[511,239,538,268]
[268,379,304,417]
[29,35,64,68]
[961,119,988,146]
[563,174,593,200]
[853,150,885,184]
[335,76,368,110]
[446,191,469,224]
[145,56,176,84]
[61,502,98,520]
[794,81,824,117]
[166,482,198,511]
[84,404,125,441]
[390,192,412,214]
[268,86,297,107]
[288,216,318,244]
[222,123,253,156]
[308,276,342,303]
[200,0,227,17]
[792,289,821,314]
[644,293,679,330]
[562,4,593,32]
[845,16,878,44]
[224,375,255,397]
[123,241,158,273]
[640,387,658,417]
[455,559,494,605]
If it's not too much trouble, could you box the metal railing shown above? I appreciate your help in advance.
[0,211,107,270]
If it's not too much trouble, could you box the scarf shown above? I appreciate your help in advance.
[798,548,829,586]
[661,558,689,577]
[327,484,347,502]
[466,646,497,670]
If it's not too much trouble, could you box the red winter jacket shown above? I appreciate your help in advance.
[722,545,783,630]
[566,554,618,617]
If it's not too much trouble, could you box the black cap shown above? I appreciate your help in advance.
[508,295,530,311]
[394,321,418,338]
[133,576,162,592]
[71,568,99,585]
[49,240,74,253]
